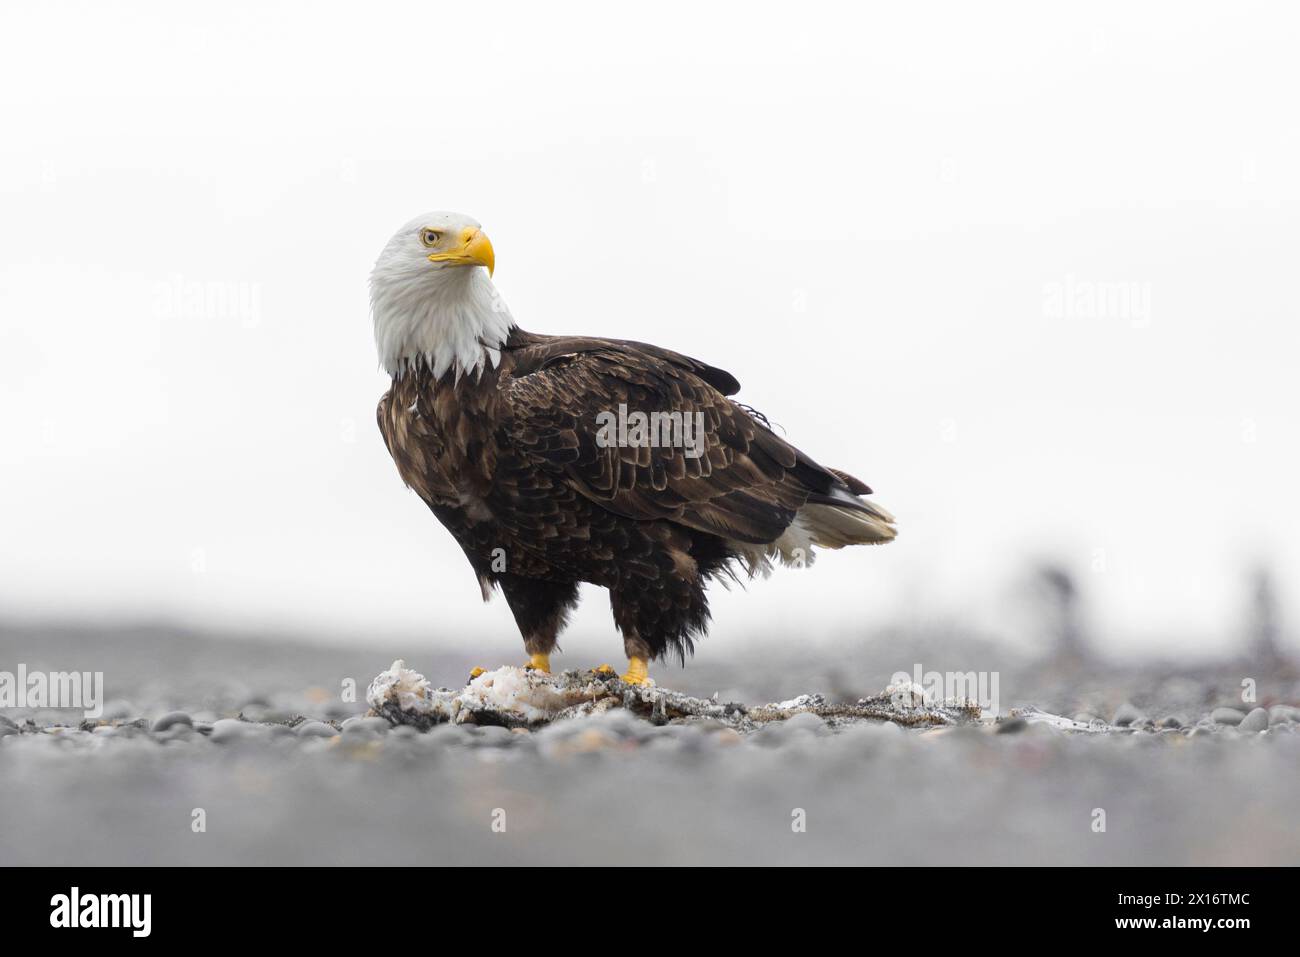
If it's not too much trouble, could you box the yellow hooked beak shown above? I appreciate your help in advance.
[429,226,495,276]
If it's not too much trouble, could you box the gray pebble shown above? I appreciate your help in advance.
[341,716,390,735]
[749,723,793,747]
[1268,705,1299,724]
[601,711,657,740]
[295,720,338,738]
[1112,702,1146,727]
[151,711,193,733]
[1211,707,1246,726]
[100,700,135,721]
[647,723,699,739]
[209,718,259,742]
[1157,714,1187,729]
[685,718,731,734]
[468,725,516,745]
[996,717,1028,734]
[782,711,828,734]
[422,724,473,747]
[1237,707,1270,733]
[244,707,295,724]
[750,712,826,746]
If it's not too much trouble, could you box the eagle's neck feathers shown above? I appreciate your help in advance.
[371,266,515,381]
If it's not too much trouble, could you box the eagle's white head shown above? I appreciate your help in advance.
[370,211,515,379]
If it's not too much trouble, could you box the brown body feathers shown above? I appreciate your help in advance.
[378,327,894,664]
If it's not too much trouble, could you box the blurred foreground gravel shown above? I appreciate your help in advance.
[1,620,1297,866]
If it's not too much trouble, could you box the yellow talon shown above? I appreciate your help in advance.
[526,653,551,673]
[468,666,486,679]
[620,656,650,685]
[594,663,615,675]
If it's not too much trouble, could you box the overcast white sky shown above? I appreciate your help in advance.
[1,1,1296,658]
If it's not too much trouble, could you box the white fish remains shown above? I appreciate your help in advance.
[365,660,985,732]
[366,659,611,728]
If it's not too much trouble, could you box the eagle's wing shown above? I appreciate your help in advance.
[505,333,742,396]
[376,386,460,506]
[500,339,881,546]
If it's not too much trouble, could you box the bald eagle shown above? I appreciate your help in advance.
[372,212,895,684]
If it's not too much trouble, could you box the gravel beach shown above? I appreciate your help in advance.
[2,620,1297,866]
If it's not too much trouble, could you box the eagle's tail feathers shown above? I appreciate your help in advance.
[724,496,895,578]
[795,501,897,549]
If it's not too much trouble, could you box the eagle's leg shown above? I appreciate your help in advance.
[608,561,708,685]
[483,575,579,677]
[621,656,651,685]
[617,634,655,686]
[592,639,653,684]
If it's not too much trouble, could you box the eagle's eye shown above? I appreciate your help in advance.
[420,229,441,247]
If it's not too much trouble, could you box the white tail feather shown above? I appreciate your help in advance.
[797,502,896,548]
[728,499,896,577]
